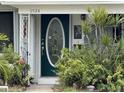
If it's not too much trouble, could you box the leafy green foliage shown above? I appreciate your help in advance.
[82,20,91,34]
[55,7,124,92]
[3,44,19,64]
[55,47,97,87]
[63,87,77,92]
[0,34,10,85]
[0,59,10,85]
[101,34,110,47]
[8,63,30,86]
[0,33,9,41]
[90,7,108,27]
[9,63,23,85]
[55,41,124,91]
[0,44,30,86]
[0,33,9,52]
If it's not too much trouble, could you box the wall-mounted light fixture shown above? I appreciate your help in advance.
[81,14,86,20]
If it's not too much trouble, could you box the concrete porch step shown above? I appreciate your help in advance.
[25,84,54,92]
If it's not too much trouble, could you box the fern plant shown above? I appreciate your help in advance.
[3,44,19,64]
[0,59,10,85]
[0,34,10,85]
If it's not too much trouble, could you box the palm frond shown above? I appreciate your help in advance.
[0,60,10,85]
[0,33,9,41]
[91,7,108,26]
[101,34,110,47]
[82,20,91,34]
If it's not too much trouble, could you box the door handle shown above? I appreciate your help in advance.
[41,42,44,56]
[41,46,44,56]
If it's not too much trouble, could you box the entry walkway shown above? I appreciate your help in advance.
[25,84,54,92]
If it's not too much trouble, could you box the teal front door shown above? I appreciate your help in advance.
[41,14,69,76]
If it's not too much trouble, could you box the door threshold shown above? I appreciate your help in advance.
[38,77,59,84]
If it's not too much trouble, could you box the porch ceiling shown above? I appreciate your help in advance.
[1,0,124,5]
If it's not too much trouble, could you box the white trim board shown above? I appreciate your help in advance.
[38,77,59,84]
[69,14,72,50]
[2,1,124,5]
[0,5,16,11]
[13,11,19,53]
[10,4,124,14]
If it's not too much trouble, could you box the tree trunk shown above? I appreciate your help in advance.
[4,80,7,86]
[95,26,98,45]
[86,34,91,47]
[114,26,117,42]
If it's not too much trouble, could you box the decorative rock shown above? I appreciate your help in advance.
[87,85,95,91]
[117,86,121,92]
[0,79,4,85]
[73,83,78,89]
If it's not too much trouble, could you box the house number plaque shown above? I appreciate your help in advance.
[30,9,40,13]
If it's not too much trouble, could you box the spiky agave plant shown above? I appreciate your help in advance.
[81,20,91,47]
[101,34,111,47]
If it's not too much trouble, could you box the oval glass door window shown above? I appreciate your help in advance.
[46,17,65,67]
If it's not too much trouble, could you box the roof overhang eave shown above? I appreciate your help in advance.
[1,1,124,5]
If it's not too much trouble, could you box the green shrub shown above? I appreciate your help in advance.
[8,63,30,86]
[0,59,10,85]
[55,7,124,92]
[55,47,97,88]
[3,44,19,64]
[0,44,30,86]
[63,87,77,92]
[55,42,124,91]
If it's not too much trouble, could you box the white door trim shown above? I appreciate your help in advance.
[13,11,19,53]
[69,14,72,50]
[37,14,71,84]
[32,14,41,83]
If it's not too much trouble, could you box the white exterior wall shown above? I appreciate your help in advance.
[28,15,35,77]
[30,14,41,82]
[11,3,124,84]
[72,14,84,47]
[34,15,41,83]
[13,11,19,53]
